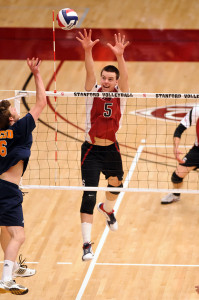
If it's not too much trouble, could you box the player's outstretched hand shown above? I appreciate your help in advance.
[76,29,99,51]
[27,57,41,74]
[107,33,129,57]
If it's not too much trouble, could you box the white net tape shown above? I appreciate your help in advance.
[16,90,199,99]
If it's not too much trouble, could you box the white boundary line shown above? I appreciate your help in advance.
[75,144,144,300]
[4,261,198,268]
[96,263,199,267]
[0,261,39,264]
[1,261,197,267]
[57,262,72,265]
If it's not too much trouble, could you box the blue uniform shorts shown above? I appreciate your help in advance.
[0,179,24,227]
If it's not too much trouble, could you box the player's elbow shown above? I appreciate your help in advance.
[42,96,47,108]
[38,95,47,109]
[34,96,47,114]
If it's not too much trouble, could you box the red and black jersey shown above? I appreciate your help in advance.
[85,85,126,143]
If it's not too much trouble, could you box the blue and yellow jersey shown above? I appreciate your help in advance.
[0,113,36,176]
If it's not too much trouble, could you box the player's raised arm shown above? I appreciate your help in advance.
[27,57,47,121]
[76,29,99,91]
[107,33,129,92]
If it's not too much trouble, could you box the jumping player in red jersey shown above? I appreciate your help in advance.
[0,58,46,294]
[161,106,199,204]
[76,29,129,261]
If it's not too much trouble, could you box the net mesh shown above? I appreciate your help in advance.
[1,90,199,193]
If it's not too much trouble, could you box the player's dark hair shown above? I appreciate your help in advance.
[101,65,120,80]
[0,100,11,129]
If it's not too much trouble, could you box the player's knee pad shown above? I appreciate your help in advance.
[80,191,96,214]
[171,171,183,184]
[107,183,123,195]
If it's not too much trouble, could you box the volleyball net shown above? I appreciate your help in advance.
[1,89,199,194]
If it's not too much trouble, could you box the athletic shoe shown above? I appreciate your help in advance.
[12,254,36,278]
[0,280,28,295]
[82,242,94,261]
[97,202,118,231]
[161,193,180,204]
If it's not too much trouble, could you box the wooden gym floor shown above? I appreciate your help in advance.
[0,0,199,299]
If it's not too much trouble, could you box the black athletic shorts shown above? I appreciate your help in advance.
[81,141,124,187]
[0,179,24,227]
[180,145,199,169]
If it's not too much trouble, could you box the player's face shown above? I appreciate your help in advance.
[9,106,20,122]
[100,71,118,92]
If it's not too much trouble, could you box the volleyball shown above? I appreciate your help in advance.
[57,8,78,30]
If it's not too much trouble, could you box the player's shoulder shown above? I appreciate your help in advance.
[85,83,101,93]
[95,84,101,92]
[11,113,35,133]
[15,113,35,125]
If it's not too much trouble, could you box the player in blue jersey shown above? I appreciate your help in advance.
[0,57,46,295]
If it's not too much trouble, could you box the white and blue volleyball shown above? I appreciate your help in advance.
[57,8,78,30]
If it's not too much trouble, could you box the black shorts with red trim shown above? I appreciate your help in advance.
[81,141,124,187]
[0,179,24,227]
[180,145,199,169]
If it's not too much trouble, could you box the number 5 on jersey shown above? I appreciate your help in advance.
[103,103,113,118]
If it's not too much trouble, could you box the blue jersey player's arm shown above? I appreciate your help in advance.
[27,58,47,121]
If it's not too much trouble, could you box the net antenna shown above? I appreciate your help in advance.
[52,10,58,184]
